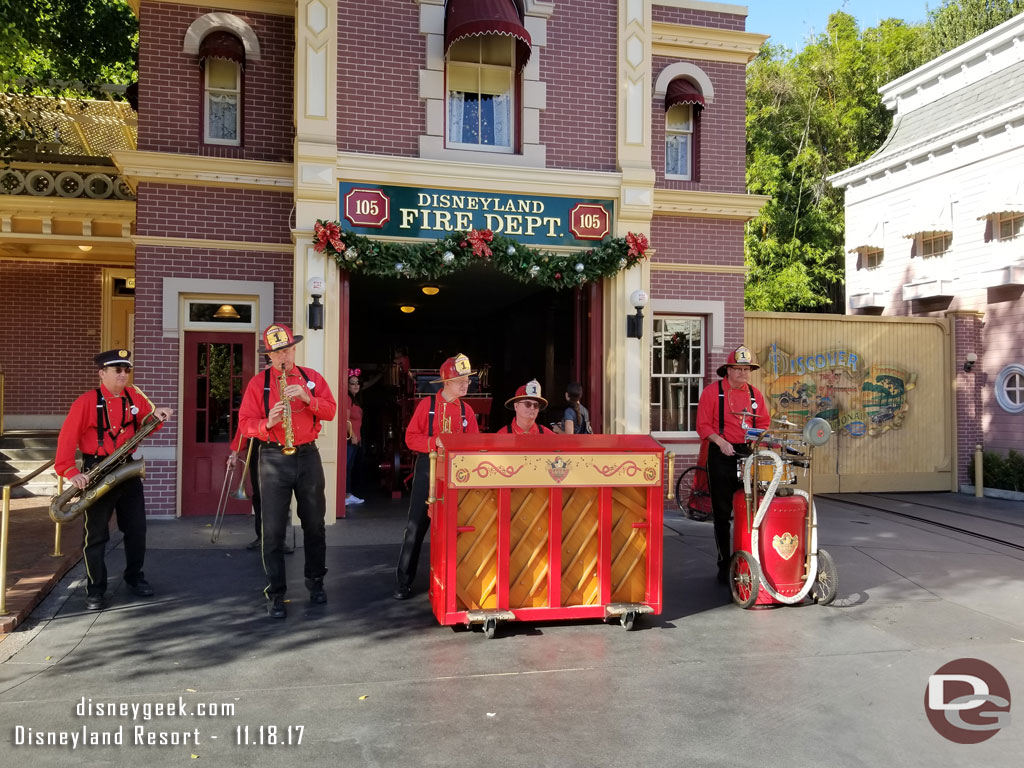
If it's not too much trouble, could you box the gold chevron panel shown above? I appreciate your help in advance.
[508,487,551,609]
[455,489,499,611]
[610,487,649,604]
[560,487,601,606]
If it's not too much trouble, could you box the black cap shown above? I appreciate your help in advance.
[94,349,133,369]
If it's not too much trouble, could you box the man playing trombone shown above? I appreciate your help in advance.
[238,324,336,618]
[54,349,173,611]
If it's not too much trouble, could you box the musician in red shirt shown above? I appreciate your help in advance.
[502,380,553,434]
[55,349,173,611]
[238,324,337,618]
[393,353,480,600]
[696,345,769,584]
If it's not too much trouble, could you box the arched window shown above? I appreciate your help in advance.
[200,31,245,146]
[664,79,704,180]
[444,0,531,153]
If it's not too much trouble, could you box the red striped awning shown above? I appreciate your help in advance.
[199,31,246,68]
[665,79,705,111]
[445,0,532,71]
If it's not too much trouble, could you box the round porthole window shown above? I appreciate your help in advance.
[994,364,1024,414]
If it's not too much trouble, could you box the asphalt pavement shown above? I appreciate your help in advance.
[1,494,1022,767]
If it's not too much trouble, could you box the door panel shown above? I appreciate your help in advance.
[181,332,256,516]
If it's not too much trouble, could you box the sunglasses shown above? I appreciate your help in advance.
[106,366,132,374]
[518,401,540,409]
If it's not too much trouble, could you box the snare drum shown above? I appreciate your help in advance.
[755,460,796,485]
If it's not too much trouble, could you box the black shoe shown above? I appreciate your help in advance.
[392,585,412,600]
[128,580,155,597]
[267,596,287,619]
[85,594,106,611]
[246,537,261,550]
[309,586,327,604]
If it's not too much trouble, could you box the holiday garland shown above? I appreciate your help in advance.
[313,220,649,290]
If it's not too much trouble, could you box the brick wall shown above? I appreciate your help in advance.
[653,56,747,193]
[138,2,294,161]
[0,261,121,414]
[132,244,293,515]
[952,313,985,488]
[652,5,746,31]
[136,183,293,243]
[337,0,423,156]
[541,0,618,171]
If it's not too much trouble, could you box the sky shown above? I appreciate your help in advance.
[744,0,936,52]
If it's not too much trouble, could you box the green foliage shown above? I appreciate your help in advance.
[981,449,1024,492]
[0,0,138,89]
[745,13,931,312]
[925,0,1024,58]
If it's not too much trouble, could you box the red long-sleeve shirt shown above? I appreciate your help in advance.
[346,393,363,443]
[696,380,769,444]
[55,384,161,478]
[405,393,479,453]
[238,366,337,446]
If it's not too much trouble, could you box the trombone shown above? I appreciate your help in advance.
[211,439,253,543]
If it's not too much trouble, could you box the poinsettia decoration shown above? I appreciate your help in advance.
[312,220,650,290]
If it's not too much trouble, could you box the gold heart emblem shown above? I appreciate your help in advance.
[772,532,799,561]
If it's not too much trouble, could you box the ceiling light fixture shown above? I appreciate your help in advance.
[421,285,440,296]
[78,245,93,252]
[400,305,416,314]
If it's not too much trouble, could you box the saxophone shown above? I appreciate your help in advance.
[49,412,161,523]
[278,367,297,455]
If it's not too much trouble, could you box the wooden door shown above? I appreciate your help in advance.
[181,332,256,516]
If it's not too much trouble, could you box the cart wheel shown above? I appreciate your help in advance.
[729,551,760,609]
[812,549,838,605]
[620,610,636,631]
[483,617,498,639]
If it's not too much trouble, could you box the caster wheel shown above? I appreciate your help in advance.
[620,611,636,631]
[483,617,497,639]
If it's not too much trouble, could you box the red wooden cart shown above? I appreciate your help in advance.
[427,433,665,637]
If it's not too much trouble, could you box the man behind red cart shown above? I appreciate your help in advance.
[502,379,554,434]
[393,353,480,600]
[696,345,769,584]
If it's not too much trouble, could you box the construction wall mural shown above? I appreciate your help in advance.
[761,344,918,438]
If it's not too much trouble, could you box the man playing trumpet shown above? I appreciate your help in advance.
[238,324,336,618]
[55,349,173,611]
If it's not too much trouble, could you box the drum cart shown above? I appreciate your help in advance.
[728,417,839,608]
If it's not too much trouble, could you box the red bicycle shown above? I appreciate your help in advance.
[675,464,712,522]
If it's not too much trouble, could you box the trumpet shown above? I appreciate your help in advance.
[278,367,296,455]
[211,439,254,543]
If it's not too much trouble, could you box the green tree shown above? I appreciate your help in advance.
[745,14,929,311]
[925,0,1024,57]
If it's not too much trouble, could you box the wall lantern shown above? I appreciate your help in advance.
[307,276,326,330]
[964,352,978,373]
[626,289,648,339]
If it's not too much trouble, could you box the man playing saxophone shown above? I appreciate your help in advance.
[55,349,173,611]
[238,324,337,618]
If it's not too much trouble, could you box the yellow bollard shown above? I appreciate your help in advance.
[666,452,676,500]
[974,444,984,498]
[1,485,10,616]
[52,476,64,557]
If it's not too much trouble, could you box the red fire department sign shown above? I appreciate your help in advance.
[568,203,610,240]
[344,187,390,229]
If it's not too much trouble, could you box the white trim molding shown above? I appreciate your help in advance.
[162,277,275,338]
[183,13,262,61]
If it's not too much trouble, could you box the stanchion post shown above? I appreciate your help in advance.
[974,444,984,498]
[51,475,64,557]
[427,450,438,505]
[666,452,675,500]
[1,485,11,616]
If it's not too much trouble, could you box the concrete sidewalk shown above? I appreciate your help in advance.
[1,494,1022,766]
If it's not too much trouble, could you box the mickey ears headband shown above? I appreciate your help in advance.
[348,368,361,378]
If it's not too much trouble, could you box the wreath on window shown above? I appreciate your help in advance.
[312,220,649,290]
[664,332,687,361]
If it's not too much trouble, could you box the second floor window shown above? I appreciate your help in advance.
[205,57,241,145]
[447,36,514,152]
[920,232,952,257]
[997,211,1024,241]
[859,247,884,270]
[665,104,693,179]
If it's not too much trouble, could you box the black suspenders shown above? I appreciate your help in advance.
[427,394,466,437]
[505,423,548,434]
[717,381,757,439]
[94,388,138,458]
[263,367,318,429]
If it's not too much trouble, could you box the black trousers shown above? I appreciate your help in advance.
[258,443,326,597]
[707,441,746,570]
[81,462,146,597]
[396,455,430,589]
[248,441,262,538]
